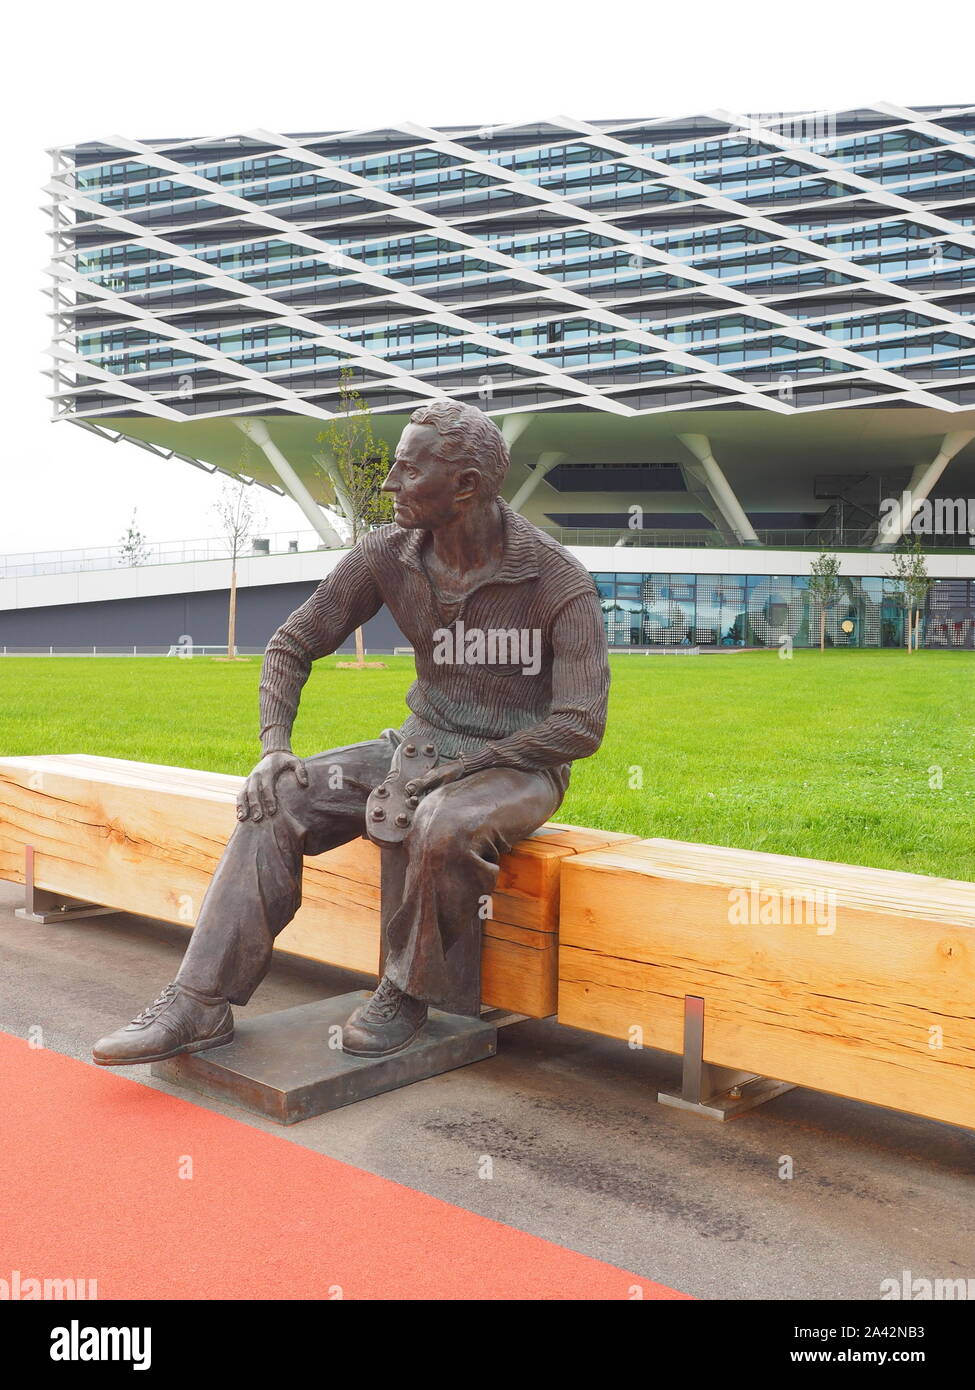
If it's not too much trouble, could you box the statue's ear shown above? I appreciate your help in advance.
[455,466,482,502]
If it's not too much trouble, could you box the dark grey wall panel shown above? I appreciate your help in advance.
[0,582,409,653]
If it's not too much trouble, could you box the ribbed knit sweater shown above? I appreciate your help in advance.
[259,498,610,792]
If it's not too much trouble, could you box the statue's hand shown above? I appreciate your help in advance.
[403,758,466,799]
[237,751,309,822]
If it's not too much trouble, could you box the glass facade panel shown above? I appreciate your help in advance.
[52,115,975,422]
[593,574,972,648]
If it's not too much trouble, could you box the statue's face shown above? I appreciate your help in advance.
[382,423,479,530]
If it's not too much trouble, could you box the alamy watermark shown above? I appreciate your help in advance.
[740,110,838,151]
[878,493,975,543]
[881,1269,975,1300]
[432,620,542,676]
[728,880,837,935]
[1,1269,97,1300]
[50,1320,150,1370]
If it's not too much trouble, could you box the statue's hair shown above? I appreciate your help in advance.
[408,398,509,496]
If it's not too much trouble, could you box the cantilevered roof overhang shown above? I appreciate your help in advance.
[74,405,975,538]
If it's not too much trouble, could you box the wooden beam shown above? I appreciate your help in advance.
[0,754,635,1018]
[559,839,975,1130]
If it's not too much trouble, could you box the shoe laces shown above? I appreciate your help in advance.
[367,977,405,1021]
[130,983,178,1027]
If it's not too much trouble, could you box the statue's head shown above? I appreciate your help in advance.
[383,399,509,530]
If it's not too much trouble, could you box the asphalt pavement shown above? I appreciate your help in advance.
[1,879,972,1301]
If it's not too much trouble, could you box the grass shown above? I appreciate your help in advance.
[1,650,973,881]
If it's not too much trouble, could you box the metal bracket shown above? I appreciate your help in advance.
[480,1007,536,1028]
[15,845,115,924]
[657,995,794,1120]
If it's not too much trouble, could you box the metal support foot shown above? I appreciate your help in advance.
[480,1007,537,1028]
[15,845,115,924]
[657,995,794,1120]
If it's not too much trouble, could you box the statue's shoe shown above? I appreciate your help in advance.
[341,976,428,1057]
[92,982,234,1066]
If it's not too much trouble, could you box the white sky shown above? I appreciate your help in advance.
[1,0,973,555]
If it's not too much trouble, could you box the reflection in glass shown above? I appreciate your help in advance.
[595,572,966,649]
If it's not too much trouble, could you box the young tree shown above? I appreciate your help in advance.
[213,466,264,660]
[906,535,932,652]
[889,544,915,651]
[884,539,929,653]
[884,539,923,653]
[118,508,150,567]
[314,368,393,667]
[808,551,840,652]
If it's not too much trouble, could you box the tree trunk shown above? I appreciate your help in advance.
[819,606,825,653]
[354,625,365,666]
[227,565,238,658]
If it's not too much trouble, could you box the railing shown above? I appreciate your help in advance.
[0,644,382,657]
[4,523,974,581]
[0,529,334,580]
[0,645,267,657]
[539,527,719,549]
[555,526,975,551]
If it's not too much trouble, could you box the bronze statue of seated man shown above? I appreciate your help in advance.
[92,399,610,1064]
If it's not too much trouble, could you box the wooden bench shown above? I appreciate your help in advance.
[0,754,636,1018]
[7,753,974,1132]
[558,838,975,1131]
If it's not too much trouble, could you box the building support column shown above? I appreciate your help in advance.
[670,481,737,547]
[872,429,975,550]
[312,443,355,528]
[499,413,533,454]
[235,418,344,548]
[677,433,760,546]
[508,451,565,513]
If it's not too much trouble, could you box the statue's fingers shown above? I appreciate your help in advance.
[246,781,265,822]
[404,775,427,797]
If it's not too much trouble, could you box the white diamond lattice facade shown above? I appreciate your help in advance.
[41,109,975,647]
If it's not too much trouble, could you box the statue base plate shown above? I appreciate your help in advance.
[152,991,497,1124]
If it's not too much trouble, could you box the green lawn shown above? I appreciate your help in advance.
[1,650,973,881]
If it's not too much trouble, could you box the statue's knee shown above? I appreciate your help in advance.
[409,797,473,861]
[274,763,313,810]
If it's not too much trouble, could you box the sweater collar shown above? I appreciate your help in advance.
[399,497,540,586]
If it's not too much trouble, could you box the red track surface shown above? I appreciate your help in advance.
[0,1032,688,1300]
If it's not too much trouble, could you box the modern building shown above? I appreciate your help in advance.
[40,107,975,649]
